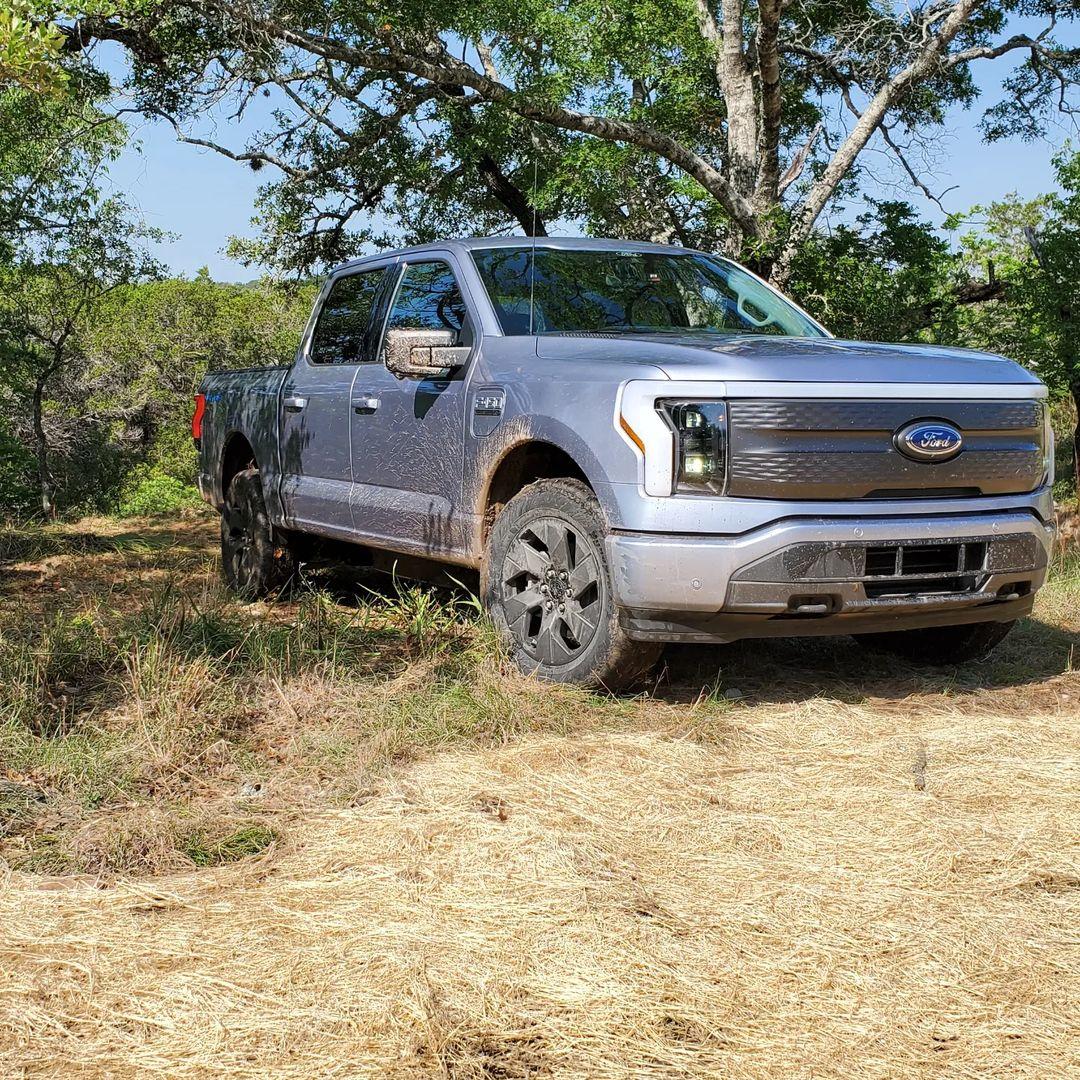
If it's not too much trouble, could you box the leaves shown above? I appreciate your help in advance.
[0,1,68,94]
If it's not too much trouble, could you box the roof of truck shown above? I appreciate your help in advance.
[335,235,699,272]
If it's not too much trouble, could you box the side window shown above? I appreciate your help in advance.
[309,269,383,365]
[384,261,471,343]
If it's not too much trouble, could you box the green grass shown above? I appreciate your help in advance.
[182,824,277,867]
[1,516,1076,878]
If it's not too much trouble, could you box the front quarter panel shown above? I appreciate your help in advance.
[462,339,666,548]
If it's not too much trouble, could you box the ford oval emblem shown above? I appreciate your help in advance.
[895,420,964,463]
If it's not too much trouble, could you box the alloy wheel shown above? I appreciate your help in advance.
[500,517,604,666]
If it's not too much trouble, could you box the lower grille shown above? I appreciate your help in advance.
[725,531,1045,614]
[864,541,987,577]
[863,576,976,599]
[727,399,1045,499]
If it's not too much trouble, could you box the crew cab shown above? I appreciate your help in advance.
[193,238,1056,687]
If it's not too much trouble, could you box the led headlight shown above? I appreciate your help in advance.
[658,400,728,495]
[1042,401,1055,487]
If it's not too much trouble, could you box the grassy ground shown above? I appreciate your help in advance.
[1,510,1077,1077]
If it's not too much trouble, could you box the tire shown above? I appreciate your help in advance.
[481,478,661,689]
[852,619,1016,665]
[220,467,296,599]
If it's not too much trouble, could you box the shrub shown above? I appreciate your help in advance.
[117,466,201,517]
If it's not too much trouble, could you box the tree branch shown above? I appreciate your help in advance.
[204,0,759,235]
[776,0,989,283]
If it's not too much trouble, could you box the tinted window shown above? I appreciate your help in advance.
[471,247,824,338]
[385,261,469,340]
[309,269,383,364]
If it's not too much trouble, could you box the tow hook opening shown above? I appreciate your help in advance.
[995,581,1032,601]
[787,594,840,616]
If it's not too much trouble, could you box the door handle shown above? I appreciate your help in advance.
[352,396,380,414]
[282,396,307,412]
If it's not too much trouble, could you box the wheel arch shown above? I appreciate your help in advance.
[480,438,595,543]
[220,431,259,499]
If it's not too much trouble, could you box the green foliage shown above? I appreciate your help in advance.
[55,0,1078,276]
[0,265,314,517]
[0,0,68,94]
[946,149,1080,493]
[116,467,201,517]
[0,82,163,518]
[788,200,956,341]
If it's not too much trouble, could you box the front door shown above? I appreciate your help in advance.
[350,256,475,558]
[280,265,387,538]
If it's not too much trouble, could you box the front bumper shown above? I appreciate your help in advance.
[606,511,1055,644]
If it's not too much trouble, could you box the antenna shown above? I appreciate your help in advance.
[528,155,538,336]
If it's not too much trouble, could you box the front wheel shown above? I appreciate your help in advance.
[221,467,296,598]
[852,620,1016,665]
[481,478,660,689]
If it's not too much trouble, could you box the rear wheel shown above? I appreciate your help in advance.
[852,620,1016,665]
[482,479,660,689]
[221,467,296,598]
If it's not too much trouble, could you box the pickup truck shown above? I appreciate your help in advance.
[193,237,1056,688]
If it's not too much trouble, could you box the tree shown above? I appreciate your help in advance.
[946,153,1080,493]
[0,208,161,518]
[0,84,161,518]
[61,0,1080,277]
[79,273,316,504]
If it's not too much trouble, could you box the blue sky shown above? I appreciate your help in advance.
[100,44,1076,282]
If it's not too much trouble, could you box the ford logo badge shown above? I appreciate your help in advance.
[895,420,964,463]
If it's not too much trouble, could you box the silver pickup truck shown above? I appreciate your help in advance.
[193,237,1056,687]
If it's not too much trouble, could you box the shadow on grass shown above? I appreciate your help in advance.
[655,615,1078,705]
[0,516,215,568]
[311,558,1078,706]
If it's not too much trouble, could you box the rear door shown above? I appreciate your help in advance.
[279,264,388,537]
[349,255,477,558]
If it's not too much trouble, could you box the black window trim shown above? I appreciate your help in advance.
[303,262,394,367]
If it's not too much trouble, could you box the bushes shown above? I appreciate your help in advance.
[117,465,201,517]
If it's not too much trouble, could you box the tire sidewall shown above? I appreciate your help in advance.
[221,469,293,598]
[482,479,649,688]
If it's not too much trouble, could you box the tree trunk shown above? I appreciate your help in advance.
[1071,382,1080,498]
[31,370,55,520]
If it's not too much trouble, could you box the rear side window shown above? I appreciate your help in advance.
[385,261,470,341]
[309,269,384,364]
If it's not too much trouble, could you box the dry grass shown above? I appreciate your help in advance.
[0,512,1078,1078]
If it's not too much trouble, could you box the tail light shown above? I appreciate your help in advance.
[191,393,206,444]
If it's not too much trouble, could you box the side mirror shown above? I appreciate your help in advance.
[384,328,471,379]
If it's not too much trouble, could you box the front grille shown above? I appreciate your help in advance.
[727,399,1044,499]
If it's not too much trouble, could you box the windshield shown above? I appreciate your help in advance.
[471,246,825,338]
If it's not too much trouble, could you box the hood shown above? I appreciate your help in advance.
[534,333,1042,387]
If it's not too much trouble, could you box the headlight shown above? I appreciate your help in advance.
[658,400,728,495]
[1042,401,1055,487]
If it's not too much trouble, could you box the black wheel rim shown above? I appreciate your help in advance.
[223,493,256,585]
[500,517,604,666]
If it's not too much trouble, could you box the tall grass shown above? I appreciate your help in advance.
[0,569,528,875]
[2,519,1076,878]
